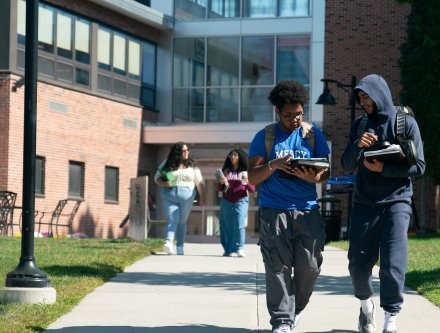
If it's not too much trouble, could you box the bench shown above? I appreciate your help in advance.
[35,199,82,237]
[0,191,17,236]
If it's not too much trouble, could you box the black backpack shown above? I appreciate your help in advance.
[356,106,418,165]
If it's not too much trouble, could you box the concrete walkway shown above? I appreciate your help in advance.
[44,243,440,333]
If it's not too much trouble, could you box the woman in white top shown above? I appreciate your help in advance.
[154,142,205,255]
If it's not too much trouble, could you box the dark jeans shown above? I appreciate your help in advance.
[258,208,326,328]
[348,202,411,313]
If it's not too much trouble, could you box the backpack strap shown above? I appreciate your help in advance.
[264,122,315,161]
[264,123,276,161]
[395,105,407,139]
[300,121,315,155]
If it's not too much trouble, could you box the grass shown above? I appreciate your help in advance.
[1,234,439,332]
[0,237,163,333]
[328,232,440,308]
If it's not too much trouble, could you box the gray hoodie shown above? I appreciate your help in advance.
[341,74,425,205]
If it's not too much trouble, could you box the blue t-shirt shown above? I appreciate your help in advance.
[249,123,330,210]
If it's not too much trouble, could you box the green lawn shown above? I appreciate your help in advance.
[0,237,163,333]
[328,232,440,307]
[1,233,439,332]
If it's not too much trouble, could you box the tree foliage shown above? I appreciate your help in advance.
[398,0,440,184]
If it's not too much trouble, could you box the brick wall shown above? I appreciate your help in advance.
[7,82,143,238]
[323,0,437,229]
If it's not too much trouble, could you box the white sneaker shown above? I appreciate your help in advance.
[272,324,291,333]
[163,241,174,255]
[176,246,184,255]
[293,312,302,328]
[237,249,246,257]
[358,301,376,333]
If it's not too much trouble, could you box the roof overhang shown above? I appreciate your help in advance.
[142,122,269,145]
[87,0,173,30]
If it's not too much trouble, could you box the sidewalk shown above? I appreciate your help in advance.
[44,243,440,333]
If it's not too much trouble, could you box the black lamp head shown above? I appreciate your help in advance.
[316,83,336,105]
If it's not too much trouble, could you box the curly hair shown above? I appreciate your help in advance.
[268,80,309,110]
[222,148,248,173]
[163,141,197,171]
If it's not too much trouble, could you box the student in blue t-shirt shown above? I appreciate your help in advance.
[248,80,330,333]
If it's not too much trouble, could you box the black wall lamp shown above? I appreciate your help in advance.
[316,76,357,125]
[12,76,25,92]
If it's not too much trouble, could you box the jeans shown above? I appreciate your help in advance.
[161,186,196,247]
[219,197,249,254]
[348,202,411,313]
[258,208,325,328]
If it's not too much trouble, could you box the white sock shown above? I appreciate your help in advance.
[384,311,397,331]
[360,298,374,314]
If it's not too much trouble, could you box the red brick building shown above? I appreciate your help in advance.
[1,0,438,239]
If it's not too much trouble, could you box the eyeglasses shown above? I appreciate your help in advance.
[280,112,304,121]
[182,149,189,153]
[229,153,239,158]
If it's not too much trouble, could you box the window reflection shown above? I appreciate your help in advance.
[276,35,310,84]
[207,37,239,86]
[208,0,240,18]
[241,35,274,86]
[172,35,310,123]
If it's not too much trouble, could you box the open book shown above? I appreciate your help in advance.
[364,144,405,163]
[289,158,330,169]
[280,158,329,179]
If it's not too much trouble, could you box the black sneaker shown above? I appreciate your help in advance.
[358,302,376,333]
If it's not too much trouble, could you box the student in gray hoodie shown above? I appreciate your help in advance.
[341,74,425,333]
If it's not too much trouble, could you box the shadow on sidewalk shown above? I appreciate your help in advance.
[314,274,380,295]
[44,325,259,332]
[111,271,266,294]
[43,325,359,333]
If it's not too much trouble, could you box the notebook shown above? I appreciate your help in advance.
[364,144,405,163]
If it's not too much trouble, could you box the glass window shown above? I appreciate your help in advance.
[105,166,119,202]
[175,0,207,20]
[98,28,112,70]
[172,88,204,122]
[68,161,84,198]
[241,35,275,86]
[35,156,45,195]
[242,0,276,18]
[206,88,239,122]
[279,0,310,17]
[75,19,90,64]
[17,0,26,43]
[38,5,54,53]
[208,0,240,18]
[128,40,141,79]
[241,87,273,122]
[173,38,205,88]
[113,34,126,75]
[276,35,310,84]
[207,37,239,86]
[141,42,156,108]
[57,12,72,59]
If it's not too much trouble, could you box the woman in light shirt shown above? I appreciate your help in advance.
[154,142,205,255]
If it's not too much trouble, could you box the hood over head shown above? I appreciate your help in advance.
[354,74,395,117]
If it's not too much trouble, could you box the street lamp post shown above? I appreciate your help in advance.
[316,75,357,236]
[5,0,51,289]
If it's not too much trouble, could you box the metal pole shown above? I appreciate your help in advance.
[6,0,50,288]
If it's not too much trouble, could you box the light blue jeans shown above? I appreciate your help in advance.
[161,186,196,247]
[219,197,249,254]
